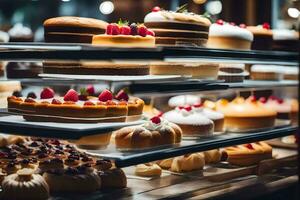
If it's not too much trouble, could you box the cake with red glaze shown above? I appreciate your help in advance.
[92,20,155,48]
[7,86,144,123]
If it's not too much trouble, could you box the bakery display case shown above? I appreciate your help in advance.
[0,0,299,199]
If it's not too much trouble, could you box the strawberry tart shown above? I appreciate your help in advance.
[144,5,211,47]
[207,20,253,50]
[92,21,155,48]
[7,86,144,123]
[163,106,214,136]
[114,116,182,150]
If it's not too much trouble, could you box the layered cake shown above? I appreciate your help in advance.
[114,116,182,149]
[163,106,214,136]
[247,23,273,50]
[149,62,219,79]
[44,16,107,43]
[282,66,299,80]
[43,61,150,75]
[259,96,292,120]
[92,22,155,48]
[144,5,211,47]
[218,63,248,82]
[223,141,272,166]
[6,62,42,79]
[250,65,282,81]
[216,96,276,131]
[8,23,33,42]
[207,20,253,50]
[272,29,299,51]
[7,87,144,123]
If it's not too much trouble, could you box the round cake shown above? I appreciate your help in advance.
[44,16,108,43]
[163,106,214,136]
[207,20,253,50]
[247,23,273,50]
[259,96,292,120]
[43,61,150,75]
[144,6,211,47]
[114,116,182,149]
[92,22,155,48]
[272,29,299,51]
[250,65,283,81]
[149,62,219,79]
[216,96,277,131]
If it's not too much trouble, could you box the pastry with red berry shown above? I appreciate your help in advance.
[163,106,214,136]
[247,23,273,50]
[223,141,272,166]
[259,96,292,120]
[7,87,144,123]
[92,20,155,48]
[207,20,253,50]
[44,16,107,43]
[144,5,211,47]
[114,116,182,150]
[215,96,276,131]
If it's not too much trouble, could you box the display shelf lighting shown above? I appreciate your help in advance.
[287,7,300,18]
[61,0,71,2]
[206,0,222,15]
[99,1,114,15]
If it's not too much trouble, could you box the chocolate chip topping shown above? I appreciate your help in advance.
[65,167,79,175]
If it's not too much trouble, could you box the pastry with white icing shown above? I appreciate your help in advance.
[163,106,214,136]
[247,23,273,50]
[168,95,201,108]
[144,5,211,47]
[272,29,299,51]
[114,116,182,149]
[207,20,253,50]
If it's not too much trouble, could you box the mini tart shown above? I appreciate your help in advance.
[98,168,127,188]
[1,168,50,200]
[135,163,162,177]
[207,23,253,50]
[43,167,101,193]
[43,61,150,76]
[216,97,276,131]
[163,107,214,136]
[223,142,272,166]
[149,62,219,79]
[7,96,144,123]
[92,35,155,48]
[247,26,273,50]
[114,118,182,149]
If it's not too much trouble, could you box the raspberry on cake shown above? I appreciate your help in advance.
[247,23,273,50]
[92,20,155,48]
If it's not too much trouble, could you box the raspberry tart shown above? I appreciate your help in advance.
[92,21,155,48]
[7,87,144,123]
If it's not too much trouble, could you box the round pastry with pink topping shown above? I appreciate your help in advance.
[92,20,155,48]
[114,116,182,150]
[207,20,253,50]
[163,106,214,136]
[259,96,292,120]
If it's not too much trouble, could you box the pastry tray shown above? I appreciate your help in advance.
[0,115,144,139]
[85,126,298,167]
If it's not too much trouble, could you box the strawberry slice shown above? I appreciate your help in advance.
[63,89,79,102]
[150,116,161,124]
[86,85,95,96]
[184,105,192,112]
[111,23,120,35]
[216,19,224,25]
[262,22,270,29]
[146,29,155,36]
[106,24,113,35]
[40,87,55,99]
[98,89,113,102]
[115,89,129,101]
[120,25,131,35]
[138,26,148,37]
[51,99,62,104]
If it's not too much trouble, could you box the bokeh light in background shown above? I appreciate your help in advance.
[99,1,114,15]
[205,0,222,15]
[287,7,300,18]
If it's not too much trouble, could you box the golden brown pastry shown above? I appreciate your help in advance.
[135,163,162,177]
[223,141,272,166]
[1,168,50,200]
[115,117,182,149]
[98,168,127,188]
[170,153,205,172]
[203,149,222,164]
[43,165,101,193]
[157,158,173,169]
[0,169,7,185]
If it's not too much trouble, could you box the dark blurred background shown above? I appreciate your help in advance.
[0,0,299,35]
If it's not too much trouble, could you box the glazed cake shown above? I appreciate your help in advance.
[7,87,144,123]
[207,20,253,50]
[247,23,273,50]
[44,16,107,43]
[144,5,211,47]
[92,22,155,48]
[43,61,150,76]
